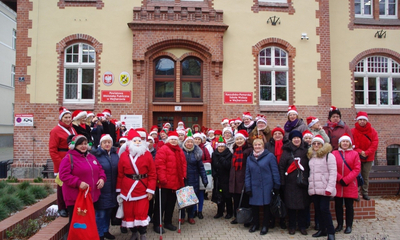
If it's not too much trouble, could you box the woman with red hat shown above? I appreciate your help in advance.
[248,114,272,146]
[323,106,353,151]
[283,105,308,140]
[71,110,93,145]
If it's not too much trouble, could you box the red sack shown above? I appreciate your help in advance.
[67,188,99,240]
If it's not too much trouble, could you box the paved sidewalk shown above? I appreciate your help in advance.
[110,196,396,240]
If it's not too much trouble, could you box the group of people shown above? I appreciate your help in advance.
[48,105,378,240]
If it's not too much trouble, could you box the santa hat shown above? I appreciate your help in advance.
[328,106,341,119]
[135,128,148,139]
[221,118,229,126]
[119,137,128,143]
[86,111,94,118]
[356,111,368,121]
[223,127,233,135]
[177,121,185,126]
[147,135,154,143]
[163,123,171,129]
[242,112,252,120]
[200,133,207,140]
[306,116,319,128]
[68,134,90,150]
[193,133,202,139]
[167,131,179,141]
[214,130,222,135]
[312,135,325,145]
[338,133,352,146]
[271,127,284,136]
[96,113,104,118]
[115,121,122,128]
[59,107,71,120]
[99,134,113,145]
[207,129,215,134]
[229,119,235,125]
[149,130,158,136]
[150,125,158,131]
[72,110,87,121]
[121,121,126,127]
[256,114,267,125]
[235,129,249,140]
[127,129,141,141]
[285,158,304,175]
[287,105,298,115]
[302,130,313,139]
[235,117,243,124]
[183,129,194,145]
[102,109,112,117]
[216,135,226,147]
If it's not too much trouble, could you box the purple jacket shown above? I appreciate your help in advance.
[59,149,106,207]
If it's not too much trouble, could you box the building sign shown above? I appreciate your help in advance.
[119,71,131,86]
[101,90,131,103]
[15,114,34,126]
[224,92,253,104]
[102,71,114,86]
[120,115,142,129]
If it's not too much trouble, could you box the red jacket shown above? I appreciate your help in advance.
[351,122,378,162]
[49,122,76,173]
[155,144,187,190]
[323,120,353,151]
[332,149,361,199]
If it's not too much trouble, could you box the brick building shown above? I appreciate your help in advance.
[13,0,400,177]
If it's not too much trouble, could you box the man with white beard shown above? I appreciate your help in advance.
[117,129,156,240]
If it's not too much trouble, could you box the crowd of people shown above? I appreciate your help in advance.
[48,105,379,240]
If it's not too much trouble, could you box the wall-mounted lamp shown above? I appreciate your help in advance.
[375,29,386,38]
[267,16,280,26]
[301,33,309,40]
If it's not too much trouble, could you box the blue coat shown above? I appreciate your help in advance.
[92,146,119,209]
[183,145,208,193]
[245,149,280,206]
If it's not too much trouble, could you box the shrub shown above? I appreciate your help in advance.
[28,185,48,199]
[0,180,7,189]
[0,194,23,213]
[33,177,43,183]
[6,219,41,239]
[16,189,36,206]
[18,181,31,190]
[0,203,8,221]
[5,176,18,183]
[4,184,17,194]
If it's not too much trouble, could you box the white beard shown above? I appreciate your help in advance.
[128,141,148,157]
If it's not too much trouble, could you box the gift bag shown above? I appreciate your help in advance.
[67,188,99,240]
[176,186,199,209]
[115,194,124,219]
[199,163,213,191]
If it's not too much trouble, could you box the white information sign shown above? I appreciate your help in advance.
[120,115,142,129]
[15,114,34,127]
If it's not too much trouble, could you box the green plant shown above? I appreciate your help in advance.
[0,180,7,189]
[16,189,36,206]
[33,177,43,183]
[0,194,23,213]
[43,183,55,195]
[6,219,41,239]
[0,203,8,221]
[5,176,18,183]
[18,181,31,190]
[28,185,48,199]
[4,184,17,194]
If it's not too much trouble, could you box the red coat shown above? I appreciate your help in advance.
[155,139,165,151]
[155,144,187,190]
[332,149,361,199]
[116,150,157,201]
[49,122,76,173]
[351,122,379,162]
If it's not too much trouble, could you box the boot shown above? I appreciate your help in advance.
[327,233,335,240]
[103,232,115,239]
[344,226,352,234]
[129,232,138,240]
[140,234,147,240]
[334,225,343,232]
[312,230,327,237]
[260,226,268,235]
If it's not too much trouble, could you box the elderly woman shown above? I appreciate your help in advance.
[248,115,272,146]
[155,129,168,150]
[92,134,119,240]
[323,106,353,150]
[279,130,309,236]
[332,134,360,234]
[59,134,106,224]
[238,112,256,134]
[223,127,235,152]
[283,105,308,140]
[245,138,280,235]
[308,135,337,240]
[229,130,253,224]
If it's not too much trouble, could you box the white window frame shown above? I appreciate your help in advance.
[379,0,398,19]
[354,56,400,108]
[12,29,16,50]
[259,46,289,105]
[355,0,374,18]
[63,43,95,104]
[11,65,15,87]
[259,0,287,3]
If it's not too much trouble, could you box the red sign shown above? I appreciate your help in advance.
[101,90,131,103]
[224,92,253,104]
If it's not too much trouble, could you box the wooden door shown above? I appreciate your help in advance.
[153,112,202,131]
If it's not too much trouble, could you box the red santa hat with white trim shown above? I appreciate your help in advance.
[242,112,252,120]
[127,128,141,141]
[147,135,154,143]
[256,114,267,125]
[355,111,368,121]
[58,106,71,120]
[167,131,179,141]
[222,127,233,135]
[229,119,235,125]
[312,135,325,145]
[306,116,319,128]
[163,122,171,129]
[338,133,352,146]
[102,109,112,117]
[221,118,229,126]
[71,110,87,121]
[135,128,148,139]
[235,130,249,140]
[99,134,113,145]
[86,111,94,118]
[302,130,313,139]
[287,105,298,115]
[285,157,304,175]
[235,117,243,124]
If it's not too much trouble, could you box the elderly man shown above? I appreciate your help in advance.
[351,112,378,201]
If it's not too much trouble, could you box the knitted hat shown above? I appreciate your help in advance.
[311,135,324,145]
[72,110,87,121]
[356,111,368,121]
[271,127,284,136]
[68,134,88,150]
[214,130,222,135]
[235,129,249,140]
[59,107,71,120]
[183,129,194,145]
[127,129,141,141]
[223,127,233,135]
[102,109,112,117]
[167,130,179,141]
[328,106,341,120]
[216,135,226,147]
[242,112,252,120]
[99,134,113,145]
[302,130,313,139]
[221,118,229,126]
[287,105,298,115]
[306,116,319,127]
[289,130,302,140]
[338,133,352,145]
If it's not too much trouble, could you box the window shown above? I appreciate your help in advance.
[11,65,15,87]
[379,0,397,18]
[354,56,400,107]
[154,58,175,101]
[387,144,400,165]
[181,58,202,102]
[259,47,288,104]
[63,43,95,103]
[12,29,16,50]
[355,0,373,18]
[259,0,287,3]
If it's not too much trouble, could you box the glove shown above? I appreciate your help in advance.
[339,179,348,186]
[325,191,331,196]
[246,191,252,197]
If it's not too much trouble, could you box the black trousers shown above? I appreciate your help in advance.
[232,193,249,218]
[287,208,306,229]
[217,195,233,215]
[334,197,354,227]
[312,195,335,234]
[252,205,271,227]
[153,188,177,226]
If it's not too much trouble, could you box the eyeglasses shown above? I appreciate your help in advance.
[312,142,322,146]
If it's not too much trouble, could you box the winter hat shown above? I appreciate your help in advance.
[177,121,185,127]
[86,111,94,118]
[68,134,89,150]
[96,113,104,118]
[100,134,113,145]
[285,158,304,175]
[256,114,267,125]
[271,127,284,136]
[149,129,158,136]
[207,129,215,134]
[221,118,229,126]
[242,112,252,120]
[135,128,148,139]
[338,133,352,146]
[214,130,222,135]
[167,131,179,141]
[302,130,313,139]
[289,130,302,141]
[72,110,87,121]
[127,129,141,141]
[235,129,249,140]
[193,132,202,139]
[328,106,341,120]
[229,119,235,125]
[235,117,243,124]
[356,111,368,121]
[176,129,186,136]
[147,135,154,143]
[119,137,128,143]
[150,125,158,132]
[183,129,194,145]
[200,133,207,140]
[121,121,126,127]
[216,135,226,147]
[102,109,112,117]
[306,116,319,128]
[311,135,324,145]
[287,105,298,115]
[163,123,171,129]
[59,107,71,120]
[223,127,233,135]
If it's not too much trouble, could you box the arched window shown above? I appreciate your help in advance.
[154,57,175,101]
[354,56,400,107]
[387,144,400,165]
[64,43,95,103]
[259,46,288,104]
[181,57,202,102]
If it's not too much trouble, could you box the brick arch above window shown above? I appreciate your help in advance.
[349,48,400,71]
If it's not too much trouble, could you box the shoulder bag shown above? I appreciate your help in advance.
[270,190,287,218]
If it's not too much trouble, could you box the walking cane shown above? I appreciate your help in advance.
[159,187,163,240]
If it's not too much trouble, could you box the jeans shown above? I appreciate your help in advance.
[312,195,334,234]
[95,208,113,237]
[361,161,373,195]
[193,190,205,212]
[334,197,354,227]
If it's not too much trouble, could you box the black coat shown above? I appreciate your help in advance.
[229,142,253,194]
[237,121,256,134]
[278,141,310,210]
[102,121,117,147]
[212,148,232,198]
[72,123,93,144]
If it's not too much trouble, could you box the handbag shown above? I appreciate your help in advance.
[291,153,308,188]
[236,185,252,224]
[339,152,364,187]
[270,190,287,218]
[199,162,213,192]
[55,154,74,187]
[67,188,99,240]
[176,186,199,209]
[211,178,223,204]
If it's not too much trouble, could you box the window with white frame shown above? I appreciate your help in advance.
[355,0,373,18]
[259,47,288,104]
[354,56,400,107]
[379,0,397,18]
[259,0,287,3]
[387,144,400,165]
[12,29,16,50]
[64,43,95,103]
[11,65,15,87]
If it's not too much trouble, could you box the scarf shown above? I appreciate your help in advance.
[244,121,254,128]
[232,146,244,171]
[80,123,86,129]
[58,121,74,133]
[355,121,372,134]
[327,121,338,129]
[253,150,262,159]
[274,139,283,163]
[165,143,184,187]
[284,119,299,132]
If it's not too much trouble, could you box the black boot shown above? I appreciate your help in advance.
[104,232,115,239]
[260,226,268,235]
[312,230,327,237]
[249,224,259,233]
[344,226,352,234]
[334,225,343,232]
[327,233,335,240]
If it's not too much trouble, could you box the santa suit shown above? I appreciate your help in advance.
[117,148,156,228]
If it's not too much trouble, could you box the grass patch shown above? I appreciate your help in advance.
[28,185,48,199]
[4,184,17,194]
[16,189,36,206]
[43,183,55,195]
[5,176,18,183]
[0,180,7,189]
[0,194,23,213]
[18,181,31,190]
[0,203,8,221]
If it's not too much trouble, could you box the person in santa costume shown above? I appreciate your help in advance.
[49,106,75,218]
[117,129,157,240]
